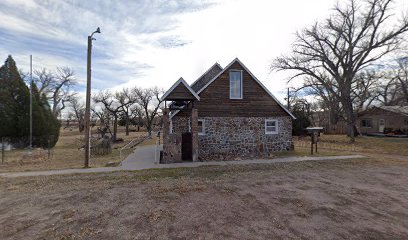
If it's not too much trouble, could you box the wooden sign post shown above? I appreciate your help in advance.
[306,127,324,155]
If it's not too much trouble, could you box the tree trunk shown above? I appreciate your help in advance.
[137,116,141,131]
[113,116,118,141]
[147,115,154,136]
[125,116,129,136]
[78,120,84,132]
[344,104,357,143]
[147,119,152,136]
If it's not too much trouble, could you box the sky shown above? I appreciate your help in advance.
[0,0,407,103]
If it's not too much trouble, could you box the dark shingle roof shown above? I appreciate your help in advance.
[378,106,408,116]
[190,63,223,92]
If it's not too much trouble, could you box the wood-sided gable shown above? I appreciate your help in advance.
[194,58,295,118]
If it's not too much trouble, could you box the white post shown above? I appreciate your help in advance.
[154,137,158,164]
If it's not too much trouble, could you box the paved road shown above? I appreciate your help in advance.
[0,145,365,178]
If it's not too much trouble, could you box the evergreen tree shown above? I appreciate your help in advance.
[0,55,30,138]
[0,55,60,148]
[33,84,60,148]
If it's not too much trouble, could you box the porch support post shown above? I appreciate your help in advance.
[161,108,169,163]
[191,107,199,162]
[162,108,169,141]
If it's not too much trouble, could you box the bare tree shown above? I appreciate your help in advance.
[297,78,345,125]
[271,0,408,141]
[392,58,408,104]
[130,104,144,132]
[374,58,408,105]
[92,107,111,127]
[34,67,77,117]
[93,90,127,141]
[352,70,379,112]
[33,68,54,96]
[69,95,85,132]
[133,86,164,136]
[116,88,137,136]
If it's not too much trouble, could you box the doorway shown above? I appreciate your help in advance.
[181,132,192,161]
[379,119,385,133]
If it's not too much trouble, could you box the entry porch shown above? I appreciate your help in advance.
[160,78,200,163]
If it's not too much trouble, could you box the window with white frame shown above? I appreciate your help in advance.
[265,119,278,134]
[198,119,205,135]
[230,70,243,99]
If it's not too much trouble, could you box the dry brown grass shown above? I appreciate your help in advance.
[295,134,408,156]
[330,134,408,155]
[2,129,406,174]
[0,127,156,173]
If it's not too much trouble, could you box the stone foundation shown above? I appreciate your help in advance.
[163,114,293,162]
[198,116,293,161]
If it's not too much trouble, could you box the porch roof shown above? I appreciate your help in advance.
[161,77,200,101]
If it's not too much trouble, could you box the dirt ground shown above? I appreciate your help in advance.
[1,156,408,239]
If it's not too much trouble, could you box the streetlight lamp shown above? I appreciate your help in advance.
[84,27,101,168]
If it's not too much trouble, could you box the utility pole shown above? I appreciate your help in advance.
[84,27,101,168]
[287,88,290,111]
[30,55,33,150]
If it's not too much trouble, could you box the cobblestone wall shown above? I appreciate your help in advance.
[173,116,190,133]
[162,133,182,163]
[198,116,293,161]
[162,115,192,163]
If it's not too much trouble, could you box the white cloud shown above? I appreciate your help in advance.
[1,0,406,105]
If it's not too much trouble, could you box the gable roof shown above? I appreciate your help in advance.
[378,106,408,116]
[196,58,296,119]
[161,77,200,101]
[190,63,223,92]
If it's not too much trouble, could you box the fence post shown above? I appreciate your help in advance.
[310,140,313,155]
[47,137,51,159]
[310,134,314,155]
[1,137,4,164]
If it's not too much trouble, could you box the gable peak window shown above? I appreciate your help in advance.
[230,70,243,99]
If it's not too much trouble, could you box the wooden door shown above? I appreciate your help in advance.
[181,132,192,161]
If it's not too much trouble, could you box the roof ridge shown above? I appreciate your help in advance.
[190,62,223,88]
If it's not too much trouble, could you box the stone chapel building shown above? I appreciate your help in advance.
[160,58,295,163]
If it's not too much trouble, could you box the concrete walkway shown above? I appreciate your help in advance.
[0,145,365,178]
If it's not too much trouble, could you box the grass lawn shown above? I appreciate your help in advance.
[327,134,408,155]
[0,127,156,173]
[1,156,407,239]
[1,128,407,174]
[295,134,408,156]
